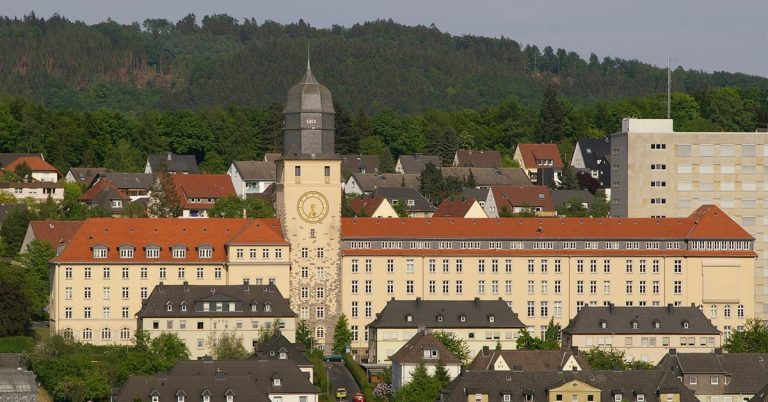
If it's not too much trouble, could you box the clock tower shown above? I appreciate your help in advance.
[275,61,342,350]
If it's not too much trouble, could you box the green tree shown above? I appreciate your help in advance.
[558,164,580,190]
[432,330,470,365]
[13,162,32,182]
[200,150,227,173]
[393,362,441,402]
[419,162,444,205]
[588,189,610,217]
[557,197,589,217]
[705,87,757,131]
[0,207,33,258]
[335,102,358,154]
[0,192,16,203]
[105,138,143,172]
[434,360,451,388]
[393,198,409,217]
[209,196,275,218]
[257,318,282,343]
[359,135,394,173]
[147,170,181,218]
[0,263,33,336]
[209,331,250,359]
[542,318,561,350]
[582,347,626,370]
[515,328,542,350]
[333,313,353,354]
[534,82,569,143]
[723,318,768,352]
[296,319,314,349]
[16,240,56,319]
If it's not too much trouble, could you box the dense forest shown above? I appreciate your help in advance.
[0,13,766,113]
[0,14,766,173]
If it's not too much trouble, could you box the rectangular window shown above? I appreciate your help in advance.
[406,280,414,294]
[429,280,436,294]
[429,259,436,273]
[456,280,463,294]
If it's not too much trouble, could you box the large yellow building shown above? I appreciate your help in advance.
[48,65,756,363]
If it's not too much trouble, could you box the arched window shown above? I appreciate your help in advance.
[737,304,744,318]
[82,328,93,340]
[120,327,131,340]
[101,327,112,340]
[316,326,325,339]
[62,328,74,339]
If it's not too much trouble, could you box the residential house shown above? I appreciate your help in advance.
[254,332,314,382]
[0,182,64,201]
[344,173,420,195]
[484,185,555,217]
[348,196,398,218]
[79,178,131,216]
[170,174,237,218]
[145,152,199,174]
[438,370,698,402]
[433,199,488,218]
[390,330,462,391]
[137,282,296,359]
[513,143,564,185]
[461,188,489,208]
[467,347,591,372]
[571,138,611,188]
[65,167,107,188]
[0,155,60,182]
[21,220,84,254]
[0,153,43,168]
[95,173,154,199]
[227,161,277,198]
[441,167,531,188]
[264,153,281,162]
[395,155,441,174]
[657,349,768,402]
[367,298,526,364]
[0,353,37,402]
[340,154,381,176]
[551,190,596,214]
[112,359,318,402]
[453,150,503,168]
[371,187,436,217]
[562,305,722,364]
[751,383,768,402]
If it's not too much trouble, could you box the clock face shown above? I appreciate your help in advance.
[297,191,329,223]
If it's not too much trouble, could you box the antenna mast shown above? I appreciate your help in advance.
[667,53,671,119]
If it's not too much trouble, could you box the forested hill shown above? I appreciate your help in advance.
[0,13,766,113]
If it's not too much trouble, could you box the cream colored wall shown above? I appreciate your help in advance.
[567,333,721,364]
[611,127,768,319]
[140,316,296,359]
[548,380,601,402]
[276,159,343,350]
[341,254,753,356]
[50,254,291,346]
[0,186,64,201]
[372,200,398,218]
[464,201,488,218]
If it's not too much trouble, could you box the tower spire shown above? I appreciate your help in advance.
[307,41,311,70]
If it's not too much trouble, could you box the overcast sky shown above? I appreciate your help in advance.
[5,0,767,78]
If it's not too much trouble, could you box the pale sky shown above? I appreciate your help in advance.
[4,0,768,78]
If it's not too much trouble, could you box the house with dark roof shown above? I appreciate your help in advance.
[391,330,462,391]
[168,174,237,218]
[254,332,314,382]
[562,304,721,364]
[371,187,436,217]
[513,143,564,185]
[94,172,154,198]
[395,154,441,174]
[440,167,531,188]
[66,167,107,188]
[348,196,398,218]
[112,358,318,402]
[340,154,380,177]
[551,189,596,214]
[138,283,296,359]
[367,298,526,364]
[227,161,277,198]
[0,353,37,402]
[571,137,611,187]
[656,349,768,402]
[433,199,487,218]
[21,220,84,255]
[145,152,199,174]
[79,178,132,216]
[751,382,768,402]
[468,347,591,373]
[452,150,503,168]
[344,173,420,195]
[485,185,555,217]
[461,188,489,208]
[439,369,698,402]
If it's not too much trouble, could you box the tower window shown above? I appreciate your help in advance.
[295,166,301,177]
[324,166,330,176]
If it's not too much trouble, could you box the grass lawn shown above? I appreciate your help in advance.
[0,326,50,353]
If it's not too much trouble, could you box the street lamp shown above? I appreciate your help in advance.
[326,365,331,398]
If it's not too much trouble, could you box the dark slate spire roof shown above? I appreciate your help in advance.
[282,61,337,158]
[283,65,334,115]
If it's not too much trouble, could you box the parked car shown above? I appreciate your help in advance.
[336,388,348,399]
[323,354,343,362]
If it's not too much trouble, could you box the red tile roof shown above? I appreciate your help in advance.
[340,205,752,241]
[79,178,127,202]
[349,196,386,217]
[491,185,554,211]
[53,218,287,263]
[171,174,236,209]
[2,156,60,173]
[516,144,564,169]
[433,199,478,217]
[28,220,84,249]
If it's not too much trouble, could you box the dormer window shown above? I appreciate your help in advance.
[226,396,233,402]
[198,246,213,259]
[637,394,645,402]
[166,302,173,312]
[631,321,638,329]
[489,315,495,323]
[251,304,258,312]
[683,321,690,329]
[264,302,271,312]
[146,246,160,259]
[119,245,134,259]
[460,315,466,323]
[600,321,607,329]
[437,314,444,322]
[201,389,212,402]
[93,246,108,259]
[181,302,187,312]
[151,390,160,402]
[654,321,660,329]
[272,377,282,386]
[176,390,186,402]
[152,397,159,402]
[406,314,413,322]
[614,394,622,402]
[279,352,287,359]
[172,246,187,259]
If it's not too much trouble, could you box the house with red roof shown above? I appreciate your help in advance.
[348,196,398,218]
[433,199,487,218]
[1,155,61,183]
[170,174,237,218]
[513,144,564,185]
[484,185,555,217]
[21,220,84,255]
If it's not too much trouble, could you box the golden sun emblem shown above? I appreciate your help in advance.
[297,191,329,223]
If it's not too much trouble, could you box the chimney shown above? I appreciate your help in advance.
[714,348,723,356]
[608,303,614,314]
[482,346,490,357]
[183,281,189,291]
[215,367,225,380]
[667,303,674,313]
[474,297,480,307]
[571,346,579,356]
[167,152,172,161]
[243,279,250,292]
[669,348,677,356]
[158,282,164,293]
[416,297,421,308]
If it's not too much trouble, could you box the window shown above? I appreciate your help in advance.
[406,280,414,294]
[351,259,359,273]
[429,280,436,294]
[84,287,92,299]
[295,166,301,177]
[527,301,535,317]
[82,328,92,340]
[674,260,682,273]
[724,305,731,318]
[577,280,584,294]
[83,307,91,319]
[178,267,185,279]
[365,259,372,272]
[711,376,719,385]
[316,306,325,319]
[84,267,92,279]
[198,247,212,258]
[650,164,666,170]
[93,247,107,259]
[65,267,73,279]
[103,287,111,300]
[140,287,148,299]
[301,248,309,258]
[316,248,324,258]
[456,280,463,294]
[478,280,485,294]
[429,259,436,273]
[351,280,358,294]
[172,247,186,259]
[365,280,372,294]
[324,165,331,176]
[554,280,561,294]
[365,301,372,318]
[64,307,72,318]
[407,259,415,273]
[737,304,744,318]
[674,281,682,294]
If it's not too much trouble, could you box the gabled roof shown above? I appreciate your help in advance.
[433,199,480,217]
[657,352,768,393]
[147,153,199,173]
[254,333,312,366]
[0,153,43,168]
[574,138,611,170]
[67,167,106,187]
[169,359,318,394]
[138,283,294,319]
[340,154,380,175]
[27,220,84,250]
[263,153,281,162]
[550,190,595,208]
[468,349,592,372]
[562,305,720,335]
[441,167,530,187]
[80,178,128,203]
[348,196,387,217]
[491,185,555,211]
[461,187,489,201]
[114,372,269,402]
[53,218,287,264]
[349,173,420,193]
[372,187,435,213]
[390,330,462,365]
[2,155,60,173]
[96,173,154,190]
[454,150,503,168]
[516,144,564,169]
[231,161,277,181]
[171,174,237,209]
[369,298,525,329]
[397,154,441,173]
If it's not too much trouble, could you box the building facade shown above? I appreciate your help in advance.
[610,118,768,319]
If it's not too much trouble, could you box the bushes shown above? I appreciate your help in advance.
[0,336,35,353]
[344,354,376,401]
[306,350,332,401]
